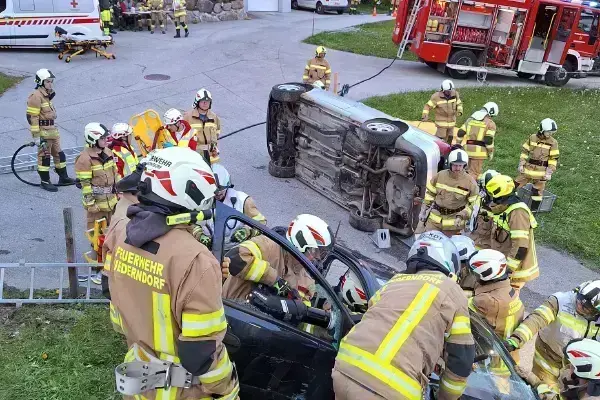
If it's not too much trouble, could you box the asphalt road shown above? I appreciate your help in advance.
[0,11,598,317]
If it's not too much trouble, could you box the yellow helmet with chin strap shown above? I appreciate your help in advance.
[485,174,515,199]
[316,46,327,56]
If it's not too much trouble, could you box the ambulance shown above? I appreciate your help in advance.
[0,0,103,48]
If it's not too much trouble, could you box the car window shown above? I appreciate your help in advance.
[0,0,6,14]
[578,11,599,35]
[219,216,346,345]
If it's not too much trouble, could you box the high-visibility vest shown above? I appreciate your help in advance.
[113,146,139,178]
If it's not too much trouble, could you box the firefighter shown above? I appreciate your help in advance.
[518,338,600,400]
[100,0,117,35]
[102,147,239,400]
[468,169,500,250]
[505,281,600,395]
[303,46,332,90]
[457,102,499,180]
[419,149,479,237]
[163,108,198,150]
[451,235,477,297]
[469,249,524,380]
[148,0,165,34]
[484,174,538,291]
[191,163,266,250]
[109,123,139,180]
[26,69,75,192]
[332,231,475,400]
[75,123,118,285]
[173,0,189,38]
[422,80,464,143]
[349,0,360,14]
[222,214,333,303]
[136,1,150,31]
[183,89,221,164]
[515,118,560,212]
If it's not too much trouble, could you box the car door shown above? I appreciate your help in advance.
[0,2,15,46]
[211,202,356,399]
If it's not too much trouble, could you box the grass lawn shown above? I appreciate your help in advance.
[363,87,600,268]
[0,72,22,96]
[0,304,126,400]
[304,20,418,61]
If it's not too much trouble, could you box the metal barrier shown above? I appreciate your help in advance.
[0,145,84,175]
[0,261,107,305]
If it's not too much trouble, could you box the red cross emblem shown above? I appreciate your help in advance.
[70,0,79,8]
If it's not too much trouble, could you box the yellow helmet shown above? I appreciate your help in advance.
[316,46,327,56]
[485,174,515,199]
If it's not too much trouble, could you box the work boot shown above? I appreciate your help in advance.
[174,30,181,38]
[162,30,166,34]
[110,28,118,34]
[151,30,154,34]
[138,26,143,31]
[40,180,58,192]
[185,29,189,37]
[56,167,76,186]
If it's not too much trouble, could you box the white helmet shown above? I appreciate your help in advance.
[287,214,333,258]
[483,102,499,117]
[576,281,600,320]
[84,122,110,147]
[564,339,600,380]
[110,123,133,140]
[407,231,460,277]
[441,79,454,91]
[340,269,367,311]
[194,88,212,108]
[164,108,183,126]
[35,68,55,86]
[139,147,217,212]
[448,149,468,166]
[451,235,476,261]
[469,249,508,281]
[539,118,558,134]
[212,163,232,190]
[478,169,500,188]
[313,81,325,89]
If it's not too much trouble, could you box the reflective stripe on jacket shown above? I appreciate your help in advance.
[458,116,496,160]
[74,147,118,211]
[424,170,478,230]
[335,271,474,400]
[520,134,560,177]
[422,90,463,125]
[303,57,331,89]
[26,87,59,139]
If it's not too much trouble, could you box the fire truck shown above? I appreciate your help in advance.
[392,0,600,86]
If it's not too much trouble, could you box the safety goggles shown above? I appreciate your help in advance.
[305,245,332,261]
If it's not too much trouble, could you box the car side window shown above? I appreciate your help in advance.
[218,216,345,345]
[0,0,6,14]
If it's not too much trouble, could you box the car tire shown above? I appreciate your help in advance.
[348,209,382,232]
[291,0,298,8]
[271,83,307,103]
[447,50,477,80]
[316,1,325,13]
[268,160,295,178]
[361,118,403,147]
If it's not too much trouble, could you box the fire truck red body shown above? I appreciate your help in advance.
[392,0,600,85]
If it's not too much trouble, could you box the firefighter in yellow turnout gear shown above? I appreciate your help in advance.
[303,46,332,90]
[457,102,499,180]
[332,231,475,400]
[484,174,539,291]
[468,249,524,384]
[148,0,165,34]
[505,281,600,395]
[515,118,560,212]
[102,147,239,400]
[173,0,189,37]
[422,79,463,143]
[183,88,222,164]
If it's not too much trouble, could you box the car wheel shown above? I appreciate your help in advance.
[348,209,382,232]
[516,71,534,79]
[268,160,295,178]
[361,118,403,147]
[447,50,477,80]
[291,0,298,9]
[271,83,307,103]
[316,2,325,13]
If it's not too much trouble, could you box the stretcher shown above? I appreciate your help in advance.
[129,109,172,157]
[53,26,116,63]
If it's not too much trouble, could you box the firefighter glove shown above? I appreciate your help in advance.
[421,115,428,122]
[232,228,249,243]
[544,172,552,181]
[198,234,212,249]
[272,277,292,297]
[503,338,518,352]
[221,257,230,280]
[87,204,101,214]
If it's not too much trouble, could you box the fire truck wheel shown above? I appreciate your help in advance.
[291,0,298,8]
[517,72,534,79]
[545,62,573,87]
[447,50,477,80]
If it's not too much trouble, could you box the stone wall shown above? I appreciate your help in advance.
[165,0,247,22]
